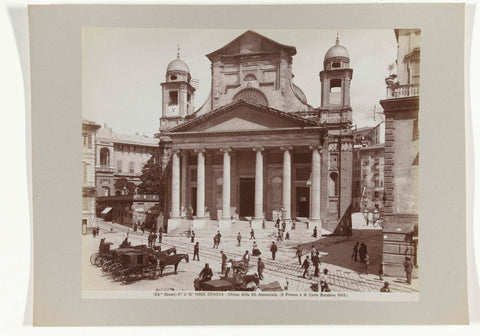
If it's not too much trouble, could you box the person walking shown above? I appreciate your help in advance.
[275,217,280,228]
[352,242,359,262]
[92,227,96,238]
[213,235,218,249]
[378,262,384,281]
[193,242,200,261]
[302,256,311,279]
[312,226,318,238]
[285,232,290,240]
[225,259,232,278]
[296,247,302,265]
[359,242,367,263]
[270,242,278,260]
[221,251,227,274]
[237,232,242,247]
[147,232,152,247]
[312,251,320,277]
[364,253,370,274]
[243,251,250,272]
[282,221,286,232]
[257,258,265,280]
[320,269,330,292]
[310,245,316,260]
[190,230,195,243]
[404,257,413,284]
[158,230,163,244]
[152,232,157,247]
[250,228,255,240]
[216,231,222,245]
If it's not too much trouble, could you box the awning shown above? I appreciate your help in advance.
[101,207,112,215]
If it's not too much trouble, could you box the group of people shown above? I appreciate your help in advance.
[274,218,291,241]
[91,226,100,238]
[352,241,371,274]
[298,245,322,278]
[212,231,222,249]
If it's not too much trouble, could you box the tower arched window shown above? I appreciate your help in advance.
[100,147,110,166]
[329,172,339,196]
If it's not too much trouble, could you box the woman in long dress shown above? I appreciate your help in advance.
[252,241,261,256]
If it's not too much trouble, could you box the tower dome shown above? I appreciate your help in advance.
[167,58,190,74]
[324,35,350,62]
[165,47,191,83]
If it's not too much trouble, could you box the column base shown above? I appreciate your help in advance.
[218,218,232,229]
[167,218,183,233]
[192,218,207,229]
[251,218,264,229]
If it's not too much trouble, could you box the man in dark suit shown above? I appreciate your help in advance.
[199,263,213,283]
[221,251,227,274]
[257,258,265,280]
[302,256,310,278]
[312,251,320,277]
[404,257,413,284]
[270,242,278,260]
[193,242,200,261]
[296,247,302,265]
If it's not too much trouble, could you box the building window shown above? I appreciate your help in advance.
[332,62,341,68]
[329,172,339,196]
[129,161,135,173]
[169,91,178,105]
[82,196,89,210]
[82,133,88,147]
[100,148,110,166]
[102,186,110,196]
[117,160,122,173]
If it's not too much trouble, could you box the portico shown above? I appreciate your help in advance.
[166,100,326,229]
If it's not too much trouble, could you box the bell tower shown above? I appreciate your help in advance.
[160,47,196,131]
[319,35,353,126]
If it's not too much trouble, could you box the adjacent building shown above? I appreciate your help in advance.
[95,125,159,197]
[157,31,354,234]
[82,119,101,233]
[380,29,420,276]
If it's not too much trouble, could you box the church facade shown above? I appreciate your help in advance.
[158,31,353,233]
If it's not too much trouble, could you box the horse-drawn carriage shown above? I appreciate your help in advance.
[110,251,157,284]
[194,273,260,291]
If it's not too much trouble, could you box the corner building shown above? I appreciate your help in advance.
[159,31,353,234]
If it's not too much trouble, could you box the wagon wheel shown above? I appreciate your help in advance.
[102,260,113,273]
[143,265,156,279]
[108,263,122,275]
[122,272,132,285]
[94,255,105,267]
[112,265,125,282]
[90,252,99,265]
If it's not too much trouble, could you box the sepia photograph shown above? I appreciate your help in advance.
[81,28,420,299]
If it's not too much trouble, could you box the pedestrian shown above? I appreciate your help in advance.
[213,235,218,249]
[359,242,367,263]
[152,232,157,247]
[225,259,232,277]
[237,232,242,246]
[277,229,282,241]
[147,232,152,247]
[193,242,200,261]
[92,227,96,238]
[282,221,286,232]
[302,256,310,278]
[310,245,316,259]
[364,253,370,274]
[285,232,290,240]
[257,258,265,280]
[270,242,277,260]
[296,247,302,265]
[312,226,318,238]
[221,251,227,274]
[216,231,222,244]
[352,242,359,262]
[312,251,320,277]
[141,224,145,234]
[275,217,280,228]
[379,262,384,280]
[243,251,250,272]
[191,230,195,243]
[250,228,255,240]
[404,257,413,284]
[252,241,261,256]
[198,263,213,283]
[320,269,330,292]
[380,282,391,292]
[158,230,163,244]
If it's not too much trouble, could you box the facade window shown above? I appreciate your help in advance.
[82,133,88,147]
[102,186,110,196]
[169,91,178,105]
[100,148,110,166]
[82,196,89,210]
[129,161,135,173]
[332,62,341,68]
[117,160,122,173]
[329,172,339,196]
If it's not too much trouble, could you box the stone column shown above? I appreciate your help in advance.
[171,150,180,218]
[310,146,321,225]
[221,148,231,219]
[193,149,206,228]
[253,147,264,222]
[181,152,188,215]
[281,146,292,221]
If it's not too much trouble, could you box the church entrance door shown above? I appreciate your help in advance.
[239,178,255,218]
[191,187,197,216]
[296,187,310,218]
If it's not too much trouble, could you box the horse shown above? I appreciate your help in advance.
[154,247,176,259]
[158,253,189,276]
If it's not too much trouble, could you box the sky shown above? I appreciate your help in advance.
[82,28,398,136]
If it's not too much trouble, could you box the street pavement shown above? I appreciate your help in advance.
[82,215,418,293]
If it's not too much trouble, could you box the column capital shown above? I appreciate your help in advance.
[171,148,181,154]
[309,145,322,152]
[194,148,206,153]
[220,147,232,153]
[252,147,265,152]
[280,146,293,151]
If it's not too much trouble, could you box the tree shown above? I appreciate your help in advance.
[114,178,136,195]
[137,148,162,195]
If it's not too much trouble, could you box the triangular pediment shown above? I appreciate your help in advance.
[167,100,318,134]
[206,30,296,61]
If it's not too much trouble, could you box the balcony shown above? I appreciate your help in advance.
[385,80,420,99]
[96,165,115,173]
